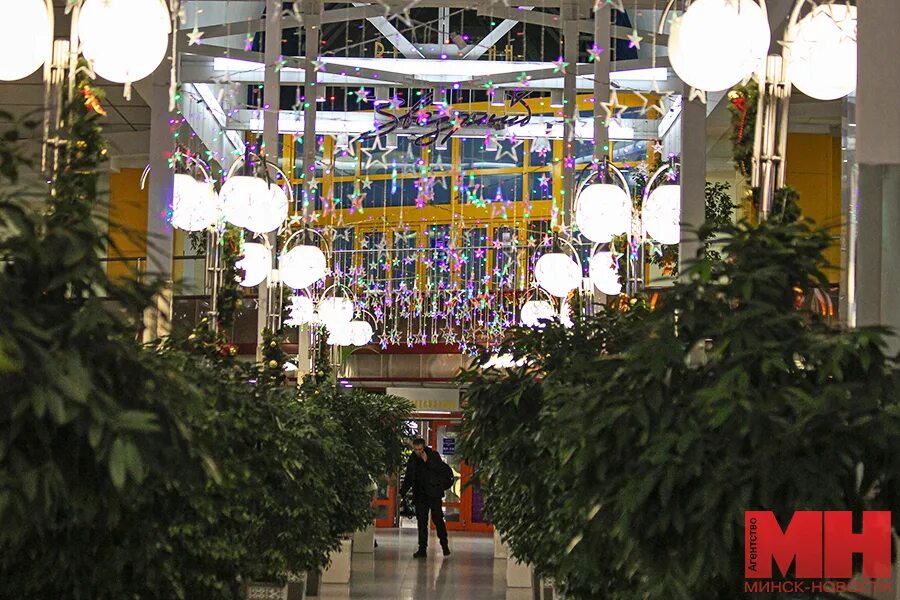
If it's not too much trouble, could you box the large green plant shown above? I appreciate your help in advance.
[0,79,212,598]
[462,213,900,599]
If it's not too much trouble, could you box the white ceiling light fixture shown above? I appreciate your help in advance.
[668,0,770,92]
[327,322,354,346]
[0,0,52,81]
[236,242,271,288]
[78,0,171,84]
[534,252,582,298]
[786,4,857,101]
[279,245,328,290]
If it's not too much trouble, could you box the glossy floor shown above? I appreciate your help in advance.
[317,528,533,600]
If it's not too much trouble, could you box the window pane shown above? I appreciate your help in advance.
[460,227,488,291]
[392,230,417,290]
[426,224,452,290]
[492,226,518,289]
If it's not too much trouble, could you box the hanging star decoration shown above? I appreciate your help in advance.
[495,139,520,163]
[311,58,326,73]
[355,87,371,104]
[358,134,393,170]
[361,176,373,190]
[587,44,604,62]
[652,140,665,155]
[688,87,707,104]
[552,56,569,75]
[187,25,204,46]
[627,29,643,50]
[599,90,628,126]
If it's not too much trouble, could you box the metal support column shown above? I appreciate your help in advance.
[561,0,579,229]
[593,3,610,163]
[679,84,706,270]
[257,0,283,358]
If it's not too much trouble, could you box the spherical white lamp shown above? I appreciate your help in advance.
[78,0,171,84]
[349,320,374,346]
[668,0,770,92]
[171,174,220,232]
[520,300,555,328]
[220,175,289,234]
[279,245,328,290]
[787,4,857,101]
[589,251,622,296]
[575,183,631,243]
[236,243,271,288]
[317,297,354,329]
[0,0,52,81]
[534,252,581,298]
[643,185,681,245]
[285,295,315,327]
[327,322,354,346]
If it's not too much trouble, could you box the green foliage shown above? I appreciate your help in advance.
[0,78,414,599]
[461,216,900,599]
[703,181,738,262]
[0,75,210,598]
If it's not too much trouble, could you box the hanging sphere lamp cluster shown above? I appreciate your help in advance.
[0,0,172,83]
[667,0,857,100]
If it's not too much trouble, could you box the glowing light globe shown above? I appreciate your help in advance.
[534,252,581,298]
[220,175,288,234]
[317,297,354,329]
[787,4,857,101]
[520,300,555,328]
[170,174,220,232]
[575,184,631,243]
[285,295,315,327]
[349,320,374,346]
[78,0,171,84]
[326,322,354,346]
[668,0,770,92]
[279,245,328,290]
[589,251,622,296]
[643,185,681,245]
[236,243,271,288]
[0,0,52,81]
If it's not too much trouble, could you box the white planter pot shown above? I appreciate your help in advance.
[321,538,353,584]
[506,555,533,589]
[493,530,508,559]
[352,524,375,554]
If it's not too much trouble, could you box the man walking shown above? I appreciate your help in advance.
[399,437,451,558]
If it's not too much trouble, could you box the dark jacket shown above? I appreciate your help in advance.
[399,447,447,502]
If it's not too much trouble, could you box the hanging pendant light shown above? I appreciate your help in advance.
[78,0,171,84]
[589,251,622,296]
[668,0,770,92]
[170,174,220,232]
[318,297,354,330]
[520,299,556,328]
[534,252,581,298]
[643,184,681,245]
[0,0,52,81]
[220,175,289,234]
[787,4,857,101]
[575,183,632,243]
[285,295,315,327]
[279,245,328,290]
[236,243,271,288]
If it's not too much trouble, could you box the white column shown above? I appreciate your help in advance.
[593,4,611,162]
[854,0,900,353]
[146,64,175,280]
[679,86,707,270]
[561,0,579,228]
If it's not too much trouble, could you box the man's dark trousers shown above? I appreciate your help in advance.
[416,496,448,549]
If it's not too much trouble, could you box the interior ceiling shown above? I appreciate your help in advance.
[5,0,845,170]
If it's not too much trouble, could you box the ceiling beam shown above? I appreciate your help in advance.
[352,2,425,59]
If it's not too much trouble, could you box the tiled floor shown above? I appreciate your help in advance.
[316,528,532,600]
